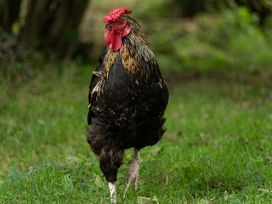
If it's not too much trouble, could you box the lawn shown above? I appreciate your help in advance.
[0,64,272,203]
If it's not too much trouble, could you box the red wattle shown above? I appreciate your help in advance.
[104,21,131,51]
[104,29,123,51]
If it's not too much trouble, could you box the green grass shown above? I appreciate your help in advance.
[1,64,272,203]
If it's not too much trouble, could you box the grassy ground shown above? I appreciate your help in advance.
[1,64,272,203]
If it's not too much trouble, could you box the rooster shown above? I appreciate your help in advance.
[87,7,168,202]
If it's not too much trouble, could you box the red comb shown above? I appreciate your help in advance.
[103,7,133,24]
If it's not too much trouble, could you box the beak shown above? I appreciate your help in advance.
[105,24,109,29]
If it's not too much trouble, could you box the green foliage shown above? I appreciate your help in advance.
[0,30,29,82]
[264,0,272,6]
[1,65,272,203]
[89,0,272,72]
[147,6,272,72]
[167,0,235,17]
[168,0,272,18]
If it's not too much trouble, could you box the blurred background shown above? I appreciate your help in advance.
[1,0,272,77]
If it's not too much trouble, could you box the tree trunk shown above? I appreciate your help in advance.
[0,0,22,32]
[47,0,90,58]
[20,0,51,48]
[20,0,89,58]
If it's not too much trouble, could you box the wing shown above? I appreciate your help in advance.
[87,47,107,125]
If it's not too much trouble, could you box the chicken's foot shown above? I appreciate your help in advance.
[123,149,140,197]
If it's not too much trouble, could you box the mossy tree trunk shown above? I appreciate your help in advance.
[0,0,22,32]
[20,0,89,58]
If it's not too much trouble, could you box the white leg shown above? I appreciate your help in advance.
[124,149,140,196]
[108,182,117,203]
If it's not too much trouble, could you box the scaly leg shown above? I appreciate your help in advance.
[99,147,123,203]
[108,182,117,203]
[124,149,140,196]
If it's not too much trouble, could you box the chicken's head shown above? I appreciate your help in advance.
[103,7,133,51]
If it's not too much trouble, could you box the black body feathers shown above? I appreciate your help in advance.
[87,17,168,183]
